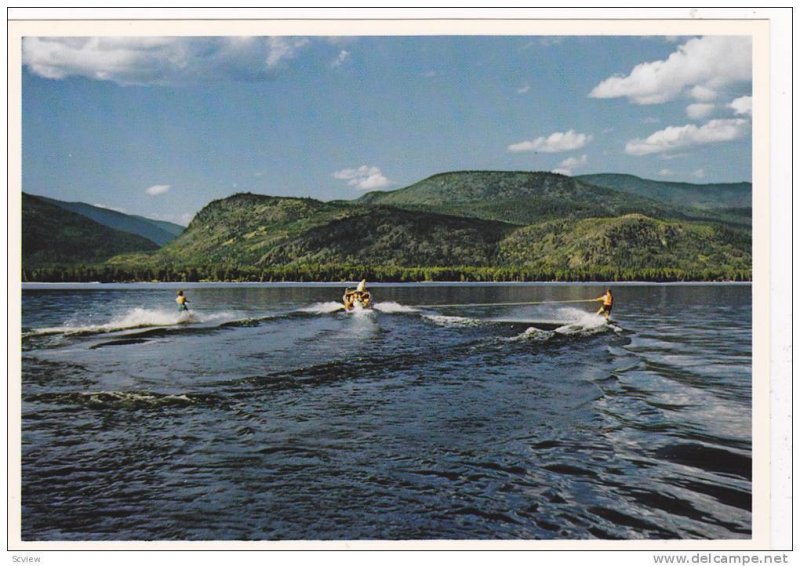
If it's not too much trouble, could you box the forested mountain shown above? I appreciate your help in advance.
[30,194,184,246]
[498,213,751,276]
[358,171,691,225]
[22,193,159,268]
[22,171,753,282]
[575,173,751,210]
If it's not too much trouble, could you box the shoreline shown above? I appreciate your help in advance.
[21,280,754,290]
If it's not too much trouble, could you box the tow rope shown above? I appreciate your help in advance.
[415,299,598,308]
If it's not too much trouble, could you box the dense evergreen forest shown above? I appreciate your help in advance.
[23,263,751,284]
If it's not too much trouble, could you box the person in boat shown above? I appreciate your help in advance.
[176,290,189,312]
[356,280,372,308]
[595,288,613,319]
[343,280,371,310]
[343,289,355,310]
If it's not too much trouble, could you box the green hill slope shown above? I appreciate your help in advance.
[25,170,752,282]
[260,206,514,267]
[576,173,751,210]
[498,214,751,278]
[100,189,750,282]
[22,193,159,268]
[127,193,515,268]
[31,194,185,246]
[359,170,691,225]
[155,193,353,265]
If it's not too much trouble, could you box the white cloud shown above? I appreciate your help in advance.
[517,84,531,94]
[560,154,588,168]
[589,36,751,105]
[424,71,437,77]
[551,154,588,176]
[686,103,716,120]
[333,165,391,190]
[729,95,753,116]
[691,168,706,179]
[658,152,689,161]
[689,85,719,102]
[625,118,749,156]
[508,130,592,153]
[658,169,675,177]
[22,36,311,86]
[331,49,350,68]
[264,37,310,69]
[145,184,171,196]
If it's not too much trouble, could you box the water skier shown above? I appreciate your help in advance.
[595,289,613,320]
[176,290,190,312]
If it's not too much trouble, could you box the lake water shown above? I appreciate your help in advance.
[19,283,752,541]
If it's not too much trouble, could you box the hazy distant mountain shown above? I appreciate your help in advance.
[22,193,159,267]
[31,194,184,246]
[576,173,751,210]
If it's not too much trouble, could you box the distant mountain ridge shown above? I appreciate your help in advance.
[358,170,691,225]
[30,194,184,246]
[576,173,751,210]
[23,171,753,282]
[22,193,159,268]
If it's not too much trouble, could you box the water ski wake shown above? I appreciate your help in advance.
[25,307,229,338]
[497,307,618,340]
[549,307,616,335]
[28,390,199,409]
[422,314,481,327]
[373,301,418,314]
[300,301,418,316]
[507,327,555,342]
[298,302,346,315]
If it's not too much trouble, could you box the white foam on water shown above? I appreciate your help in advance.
[31,307,211,336]
[79,391,196,407]
[194,310,242,324]
[507,327,555,342]
[299,301,346,314]
[551,307,610,335]
[373,301,418,314]
[111,307,186,328]
[423,314,481,327]
[493,306,611,339]
[346,307,375,318]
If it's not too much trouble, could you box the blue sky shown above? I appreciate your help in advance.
[21,35,753,226]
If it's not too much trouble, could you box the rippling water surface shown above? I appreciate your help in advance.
[20,283,752,540]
